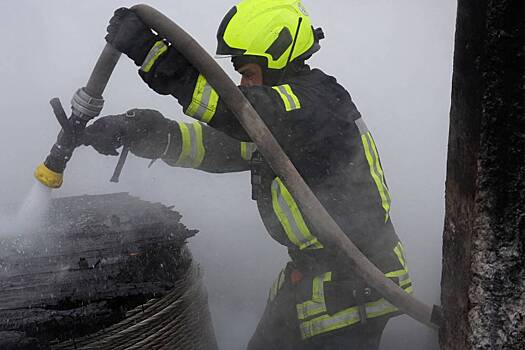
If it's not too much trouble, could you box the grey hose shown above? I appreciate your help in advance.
[131,4,439,329]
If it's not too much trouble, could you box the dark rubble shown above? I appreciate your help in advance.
[0,193,217,350]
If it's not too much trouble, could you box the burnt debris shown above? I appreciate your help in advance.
[0,193,217,349]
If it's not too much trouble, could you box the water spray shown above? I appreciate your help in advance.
[0,182,52,238]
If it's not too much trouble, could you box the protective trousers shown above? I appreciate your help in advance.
[247,264,389,350]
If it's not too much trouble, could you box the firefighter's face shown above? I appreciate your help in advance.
[238,63,263,87]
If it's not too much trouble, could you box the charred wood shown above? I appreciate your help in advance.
[0,193,217,349]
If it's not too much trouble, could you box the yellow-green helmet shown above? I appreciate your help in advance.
[216,0,323,70]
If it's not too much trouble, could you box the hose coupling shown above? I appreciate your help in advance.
[71,87,104,122]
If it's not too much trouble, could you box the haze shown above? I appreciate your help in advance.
[0,1,456,349]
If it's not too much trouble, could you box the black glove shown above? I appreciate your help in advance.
[82,113,126,156]
[128,109,173,159]
[105,8,157,65]
[83,109,173,159]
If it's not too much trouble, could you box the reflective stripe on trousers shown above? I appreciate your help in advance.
[296,272,332,320]
[271,177,323,250]
[297,242,412,339]
[240,142,257,160]
[269,268,286,303]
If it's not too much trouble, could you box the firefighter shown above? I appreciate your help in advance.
[83,1,413,348]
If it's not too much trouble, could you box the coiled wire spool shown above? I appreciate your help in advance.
[51,266,217,350]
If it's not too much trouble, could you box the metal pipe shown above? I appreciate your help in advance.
[132,4,439,329]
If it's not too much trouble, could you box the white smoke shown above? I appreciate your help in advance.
[0,1,456,349]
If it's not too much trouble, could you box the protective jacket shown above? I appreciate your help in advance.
[138,42,412,340]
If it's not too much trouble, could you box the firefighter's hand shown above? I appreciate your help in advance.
[82,114,126,156]
[127,109,172,159]
[105,8,157,65]
[83,109,172,159]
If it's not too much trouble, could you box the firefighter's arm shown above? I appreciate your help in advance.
[138,40,300,143]
[140,53,293,139]
[83,109,253,173]
[104,8,290,141]
[160,119,254,173]
[103,9,290,141]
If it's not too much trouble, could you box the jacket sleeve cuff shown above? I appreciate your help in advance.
[162,121,205,168]
[184,74,219,124]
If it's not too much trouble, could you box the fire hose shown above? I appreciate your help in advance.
[35,4,441,329]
